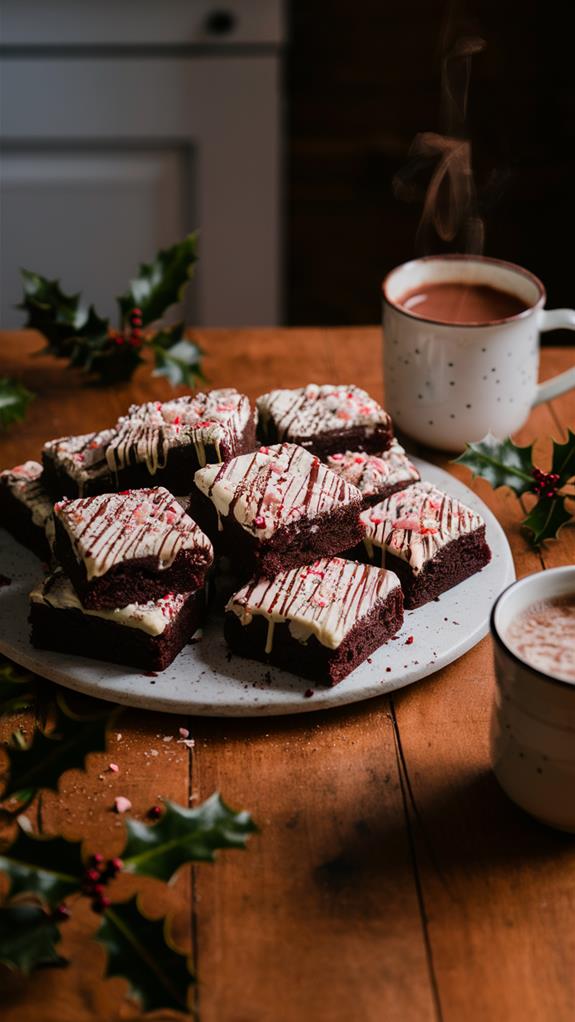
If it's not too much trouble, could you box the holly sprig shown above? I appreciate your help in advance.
[454,430,575,546]
[0,685,256,1013]
[19,234,202,387]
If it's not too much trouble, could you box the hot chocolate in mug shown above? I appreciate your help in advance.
[382,254,575,451]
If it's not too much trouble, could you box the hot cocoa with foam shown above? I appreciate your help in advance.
[504,595,575,682]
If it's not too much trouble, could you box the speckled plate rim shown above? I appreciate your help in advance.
[0,458,515,716]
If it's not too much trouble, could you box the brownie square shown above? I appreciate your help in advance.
[193,443,364,579]
[0,461,53,560]
[30,570,204,672]
[358,481,492,609]
[42,429,116,499]
[53,487,213,609]
[326,440,420,507]
[225,556,404,685]
[256,384,393,458]
[105,389,256,492]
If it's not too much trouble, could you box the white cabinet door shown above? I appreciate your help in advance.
[1,36,282,328]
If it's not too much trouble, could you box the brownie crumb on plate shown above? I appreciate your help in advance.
[53,487,213,609]
[225,556,403,685]
[358,481,492,608]
[256,384,393,459]
[193,442,364,579]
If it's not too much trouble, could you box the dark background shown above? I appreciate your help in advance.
[287,0,575,330]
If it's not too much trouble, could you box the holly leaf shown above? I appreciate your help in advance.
[117,233,198,328]
[0,378,34,428]
[0,825,83,909]
[151,324,204,388]
[123,792,256,882]
[96,895,192,1013]
[0,660,36,715]
[522,495,573,546]
[551,429,575,487]
[0,903,65,974]
[19,270,82,357]
[454,433,535,495]
[0,706,118,802]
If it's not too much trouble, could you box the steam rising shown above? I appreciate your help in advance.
[394,29,486,254]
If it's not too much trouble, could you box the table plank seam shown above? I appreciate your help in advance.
[389,699,444,1022]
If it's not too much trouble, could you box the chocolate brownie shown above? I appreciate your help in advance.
[193,443,364,579]
[225,556,404,685]
[30,569,204,672]
[0,461,53,560]
[358,481,492,608]
[105,389,256,492]
[327,440,420,506]
[42,429,116,499]
[53,487,213,609]
[256,384,393,458]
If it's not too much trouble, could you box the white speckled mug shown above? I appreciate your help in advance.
[490,567,575,833]
[382,255,575,451]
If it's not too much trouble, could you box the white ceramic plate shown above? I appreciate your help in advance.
[0,458,514,716]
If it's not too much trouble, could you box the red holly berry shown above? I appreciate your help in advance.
[531,467,561,498]
[91,894,111,914]
[85,867,101,884]
[148,804,163,820]
[89,853,104,867]
[53,903,71,922]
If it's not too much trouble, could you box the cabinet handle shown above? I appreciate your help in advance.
[204,10,237,36]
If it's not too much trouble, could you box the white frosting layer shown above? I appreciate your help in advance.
[54,487,213,580]
[194,443,361,540]
[1,461,53,529]
[227,556,401,649]
[327,441,419,497]
[106,389,253,474]
[360,481,485,574]
[31,570,188,636]
[43,430,115,492]
[256,384,391,441]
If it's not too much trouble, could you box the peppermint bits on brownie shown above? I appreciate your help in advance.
[359,481,491,608]
[256,384,393,458]
[327,440,420,506]
[53,487,213,609]
[193,443,364,579]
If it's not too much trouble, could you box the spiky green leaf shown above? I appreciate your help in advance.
[117,233,198,327]
[123,793,256,882]
[0,707,118,802]
[0,903,65,974]
[454,433,535,495]
[152,324,203,388]
[551,429,575,487]
[522,495,573,546]
[0,825,83,908]
[96,896,192,1013]
[0,378,34,428]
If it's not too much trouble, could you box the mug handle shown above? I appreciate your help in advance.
[533,308,575,405]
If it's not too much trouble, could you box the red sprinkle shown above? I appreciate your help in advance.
[304,689,315,699]
[405,635,414,645]
[254,515,266,528]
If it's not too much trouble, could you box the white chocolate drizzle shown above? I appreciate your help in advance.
[30,570,189,636]
[227,556,401,650]
[54,487,213,580]
[106,389,253,476]
[256,384,391,442]
[43,430,116,494]
[1,461,53,529]
[194,443,362,540]
[327,440,419,497]
[360,481,485,574]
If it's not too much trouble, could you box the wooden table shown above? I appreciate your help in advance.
[1,329,574,1022]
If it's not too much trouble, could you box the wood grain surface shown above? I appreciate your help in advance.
[0,329,574,1022]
